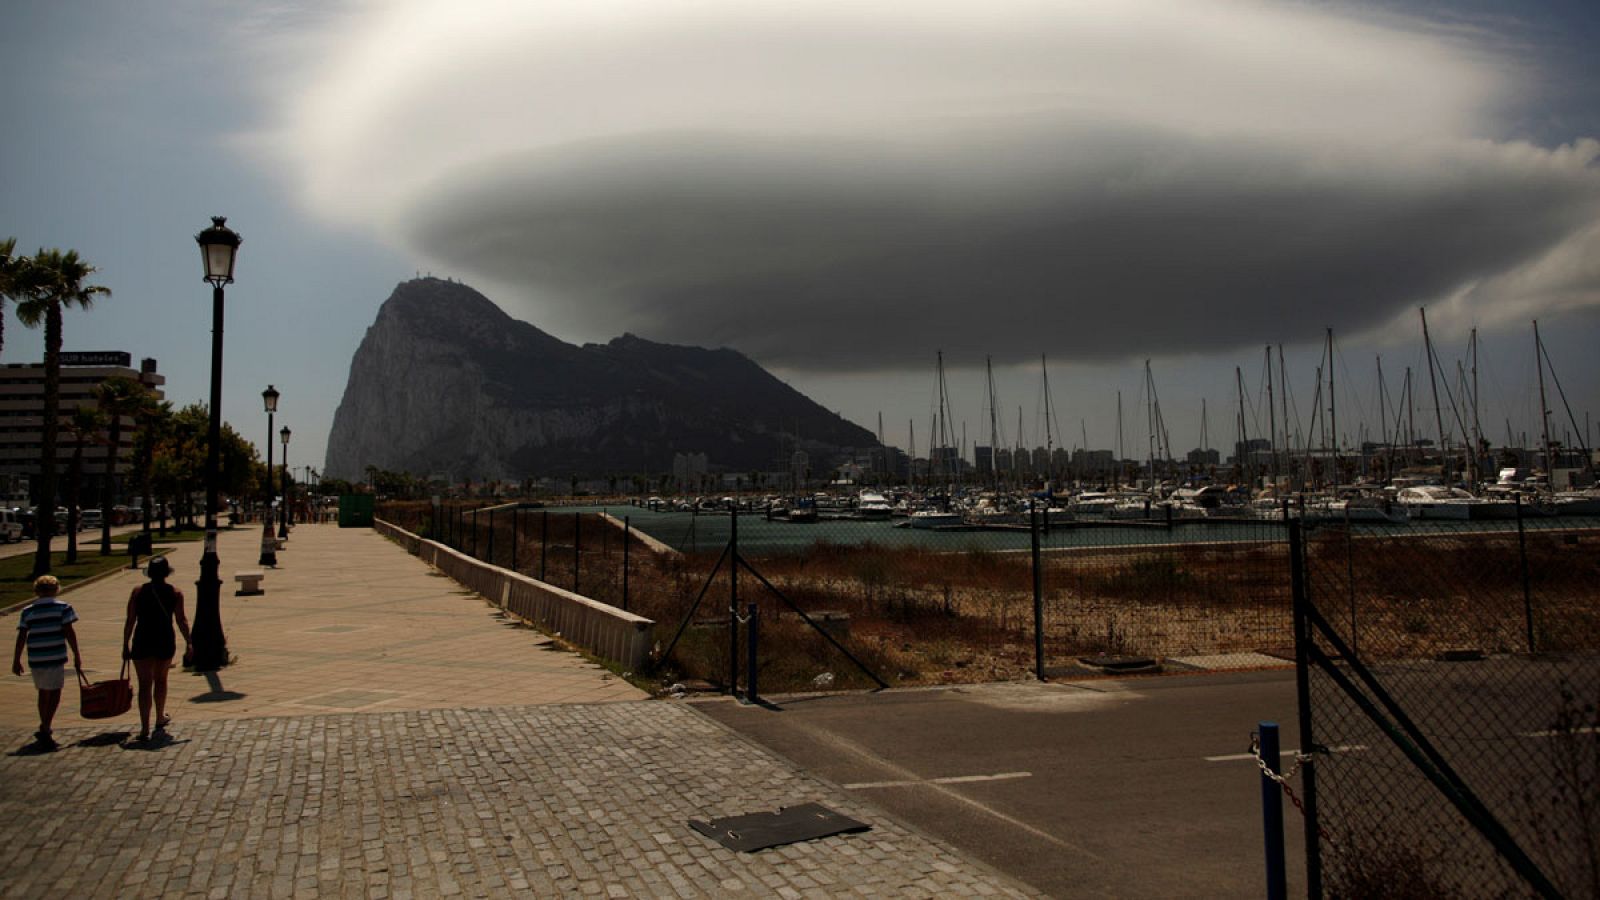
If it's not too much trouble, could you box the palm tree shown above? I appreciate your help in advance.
[62,406,107,565]
[95,376,152,554]
[0,238,24,357]
[16,249,111,576]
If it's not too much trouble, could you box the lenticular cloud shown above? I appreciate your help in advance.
[274,0,1600,368]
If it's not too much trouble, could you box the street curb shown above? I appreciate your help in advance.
[0,549,173,617]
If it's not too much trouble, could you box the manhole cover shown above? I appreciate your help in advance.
[689,803,869,852]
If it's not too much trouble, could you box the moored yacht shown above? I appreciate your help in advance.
[856,490,893,519]
[907,508,963,529]
[1394,486,1476,520]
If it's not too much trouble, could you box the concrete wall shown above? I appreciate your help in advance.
[597,512,681,558]
[375,518,655,671]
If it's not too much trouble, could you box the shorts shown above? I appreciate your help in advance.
[30,664,65,691]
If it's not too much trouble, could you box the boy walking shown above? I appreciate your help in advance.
[11,575,84,751]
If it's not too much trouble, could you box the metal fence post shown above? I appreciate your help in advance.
[1258,721,1287,900]
[573,512,581,594]
[1344,506,1357,659]
[1031,505,1044,681]
[746,601,759,704]
[1288,520,1323,898]
[472,507,479,558]
[511,508,519,572]
[487,508,495,565]
[540,510,548,581]
[1516,495,1535,653]
[729,507,740,695]
[622,515,631,612]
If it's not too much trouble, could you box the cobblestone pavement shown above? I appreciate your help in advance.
[2,525,1037,898]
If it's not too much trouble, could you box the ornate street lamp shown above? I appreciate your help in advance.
[260,385,279,567]
[191,216,240,671]
[279,425,291,539]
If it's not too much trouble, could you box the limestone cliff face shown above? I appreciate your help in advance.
[325,278,875,480]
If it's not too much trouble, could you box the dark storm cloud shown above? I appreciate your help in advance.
[403,122,1600,369]
[274,1,1600,369]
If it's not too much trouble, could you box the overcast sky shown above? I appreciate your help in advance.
[3,0,1597,474]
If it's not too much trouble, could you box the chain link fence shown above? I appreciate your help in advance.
[383,496,1302,692]
[1296,512,1600,898]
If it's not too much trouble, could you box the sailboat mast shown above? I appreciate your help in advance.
[1116,391,1124,487]
[934,350,953,486]
[1420,308,1449,477]
[1534,320,1554,479]
[1327,329,1339,487]
[1018,406,1025,479]
[1456,361,1476,484]
[1470,328,1483,484]
[1377,356,1390,480]
[1041,355,1055,485]
[1235,367,1249,487]
[1145,360,1156,490]
[1278,346,1293,485]
[908,419,916,487]
[986,356,999,489]
[1405,367,1416,467]
[1265,345,1278,486]
[1081,419,1090,486]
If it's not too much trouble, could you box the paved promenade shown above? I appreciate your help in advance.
[1,524,1034,898]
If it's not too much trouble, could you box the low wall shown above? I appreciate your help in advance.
[375,519,655,671]
[597,512,682,558]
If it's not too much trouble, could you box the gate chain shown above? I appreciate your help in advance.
[1250,734,1337,847]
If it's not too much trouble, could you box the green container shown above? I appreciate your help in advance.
[338,494,375,528]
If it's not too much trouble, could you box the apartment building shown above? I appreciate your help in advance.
[0,352,166,501]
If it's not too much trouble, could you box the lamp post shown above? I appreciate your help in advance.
[260,385,279,567]
[192,216,240,672]
[279,426,291,539]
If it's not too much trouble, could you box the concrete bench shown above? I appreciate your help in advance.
[234,571,265,596]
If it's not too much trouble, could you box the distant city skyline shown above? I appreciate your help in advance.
[2,0,1596,479]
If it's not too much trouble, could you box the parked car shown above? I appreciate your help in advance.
[0,508,22,542]
[81,509,104,530]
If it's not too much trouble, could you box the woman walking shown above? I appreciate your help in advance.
[122,556,191,742]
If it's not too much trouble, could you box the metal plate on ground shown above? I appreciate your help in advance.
[688,802,870,852]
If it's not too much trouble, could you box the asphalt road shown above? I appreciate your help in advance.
[694,669,1307,899]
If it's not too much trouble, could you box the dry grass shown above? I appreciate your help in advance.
[380,502,1600,693]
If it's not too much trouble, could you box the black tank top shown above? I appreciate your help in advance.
[130,583,179,660]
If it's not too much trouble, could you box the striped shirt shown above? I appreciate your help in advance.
[17,599,78,668]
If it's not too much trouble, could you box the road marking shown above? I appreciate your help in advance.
[844,771,1032,790]
[1521,726,1599,738]
[806,729,1104,860]
[1205,744,1366,762]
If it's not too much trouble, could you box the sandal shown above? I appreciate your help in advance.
[156,714,172,730]
[134,730,149,743]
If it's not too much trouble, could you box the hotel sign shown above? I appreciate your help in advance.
[60,351,132,367]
